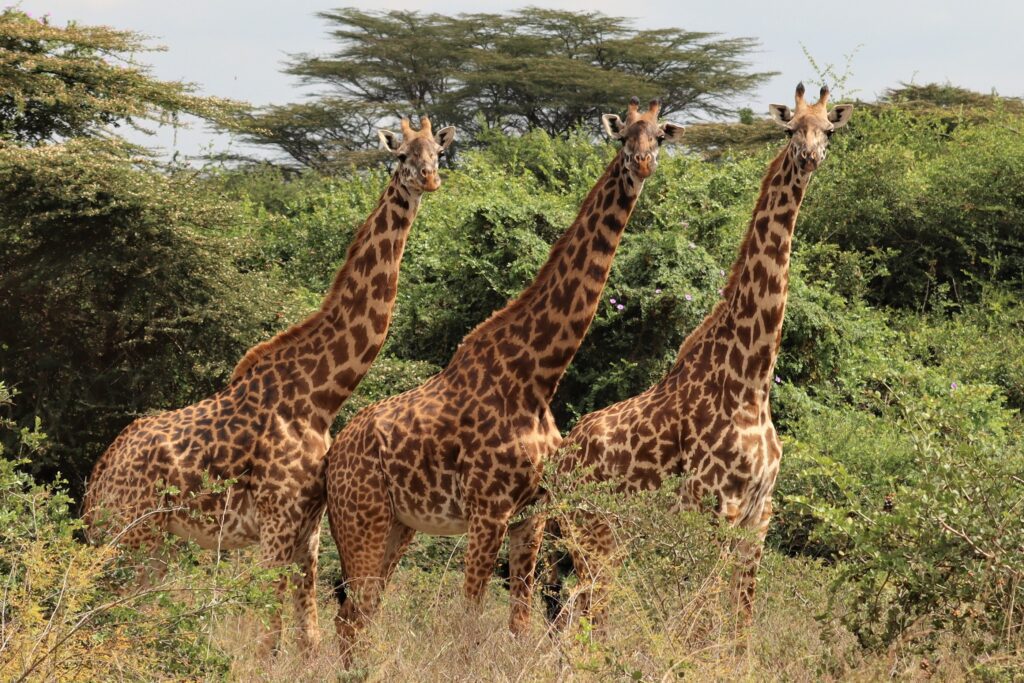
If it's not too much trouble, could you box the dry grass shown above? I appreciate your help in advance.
[213,547,995,682]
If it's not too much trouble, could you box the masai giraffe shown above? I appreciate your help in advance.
[544,84,853,627]
[325,98,684,656]
[82,117,456,651]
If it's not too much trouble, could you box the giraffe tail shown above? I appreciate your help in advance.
[333,575,348,610]
[541,517,576,624]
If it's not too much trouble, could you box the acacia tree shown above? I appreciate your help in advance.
[239,8,774,169]
[0,8,242,143]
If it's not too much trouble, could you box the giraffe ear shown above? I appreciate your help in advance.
[828,104,854,129]
[602,114,626,140]
[378,129,402,154]
[435,126,457,151]
[768,104,794,127]
[659,121,685,144]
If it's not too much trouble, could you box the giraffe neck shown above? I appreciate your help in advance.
[670,148,809,389]
[231,174,421,425]
[446,152,641,405]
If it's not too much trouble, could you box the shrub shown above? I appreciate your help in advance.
[0,139,306,493]
[0,384,284,680]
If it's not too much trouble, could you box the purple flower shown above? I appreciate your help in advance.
[616,304,625,311]
[609,298,617,305]
[718,288,724,296]
[655,288,662,294]
[684,293,693,301]
[951,381,959,390]
[774,375,782,384]
[719,269,726,277]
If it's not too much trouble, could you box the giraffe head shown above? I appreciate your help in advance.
[602,97,685,180]
[769,83,853,173]
[378,116,457,193]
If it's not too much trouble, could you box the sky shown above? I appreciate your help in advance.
[15,0,1024,160]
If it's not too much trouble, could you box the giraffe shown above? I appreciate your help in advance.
[543,84,853,628]
[324,98,684,657]
[81,116,456,652]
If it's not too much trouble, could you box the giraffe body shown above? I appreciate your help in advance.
[82,118,455,651]
[325,98,684,657]
[546,84,853,626]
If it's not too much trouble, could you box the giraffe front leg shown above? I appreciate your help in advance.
[728,497,773,623]
[507,512,545,635]
[562,514,616,631]
[463,512,511,605]
[255,504,322,656]
[292,523,322,654]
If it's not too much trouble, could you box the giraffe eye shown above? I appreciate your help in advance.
[785,129,794,138]
[825,128,834,138]
[397,153,407,163]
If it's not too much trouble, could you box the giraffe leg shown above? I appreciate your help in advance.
[540,516,573,625]
[292,524,322,654]
[545,513,616,631]
[332,522,410,664]
[381,523,416,584]
[255,504,322,656]
[507,513,544,635]
[463,512,511,605]
[103,506,175,593]
[564,516,616,630]
[728,498,773,623]
[328,480,404,664]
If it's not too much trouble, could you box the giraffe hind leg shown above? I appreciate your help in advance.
[540,516,575,625]
[327,461,407,663]
[507,512,545,635]
[332,520,411,663]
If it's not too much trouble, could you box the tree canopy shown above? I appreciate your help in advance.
[0,8,242,143]
[237,8,774,170]
[0,10,297,491]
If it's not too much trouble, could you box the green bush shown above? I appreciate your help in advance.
[0,382,283,680]
[0,140,306,493]
[799,107,1024,309]
[776,304,1024,649]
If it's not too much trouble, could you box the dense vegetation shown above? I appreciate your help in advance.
[2,7,1023,680]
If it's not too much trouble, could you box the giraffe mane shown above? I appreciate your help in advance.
[444,151,623,365]
[228,187,397,384]
[669,148,786,369]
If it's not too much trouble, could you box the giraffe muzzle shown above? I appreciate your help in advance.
[420,172,441,192]
[632,154,656,179]
[797,149,821,173]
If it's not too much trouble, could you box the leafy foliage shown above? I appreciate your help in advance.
[796,103,1024,309]
[0,9,242,143]
[0,139,306,493]
[0,386,285,681]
